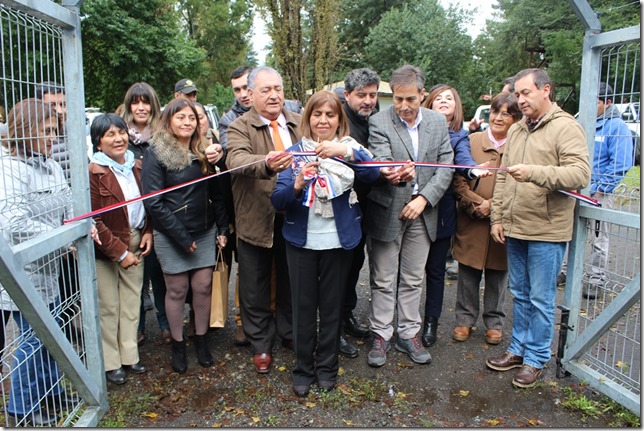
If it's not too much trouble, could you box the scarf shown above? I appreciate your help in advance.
[128,123,152,145]
[91,150,136,174]
[298,136,359,217]
[486,127,507,151]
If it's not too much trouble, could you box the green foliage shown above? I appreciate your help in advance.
[178,0,254,106]
[81,0,206,111]
[207,82,235,116]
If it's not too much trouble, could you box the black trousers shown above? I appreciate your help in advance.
[341,232,366,321]
[424,236,451,319]
[237,216,291,354]
[286,242,352,385]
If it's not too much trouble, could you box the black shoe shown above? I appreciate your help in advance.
[105,367,128,384]
[318,379,336,391]
[123,362,147,374]
[171,338,187,374]
[293,384,310,398]
[344,314,370,338]
[421,317,438,347]
[193,334,213,368]
[339,333,359,358]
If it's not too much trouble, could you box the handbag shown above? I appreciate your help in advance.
[209,248,229,328]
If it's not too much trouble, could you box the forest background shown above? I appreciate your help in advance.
[80,0,640,118]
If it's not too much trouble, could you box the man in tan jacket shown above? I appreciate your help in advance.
[226,67,301,374]
[485,68,590,388]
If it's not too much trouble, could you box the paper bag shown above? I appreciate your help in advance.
[209,249,229,328]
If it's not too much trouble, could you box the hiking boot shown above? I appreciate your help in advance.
[367,334,390,367]
[395,335,432,364]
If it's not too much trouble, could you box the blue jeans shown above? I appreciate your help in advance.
[506,238,566,369]
[7,301,63,416]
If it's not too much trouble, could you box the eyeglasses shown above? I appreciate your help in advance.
[490,110,513,119]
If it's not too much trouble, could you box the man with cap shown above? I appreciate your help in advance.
[174,78,198,102]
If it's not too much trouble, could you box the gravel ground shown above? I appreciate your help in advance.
[102,258,624,427]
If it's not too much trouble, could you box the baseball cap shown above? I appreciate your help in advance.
[598,82,613,98]
[174,79,198,94]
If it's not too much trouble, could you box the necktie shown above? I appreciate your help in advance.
[270,120,285,151]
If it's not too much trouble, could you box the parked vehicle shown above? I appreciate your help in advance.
[463,105,490,131]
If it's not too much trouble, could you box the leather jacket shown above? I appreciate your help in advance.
[142,129,228,250]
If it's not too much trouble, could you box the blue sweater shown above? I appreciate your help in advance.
[435,128,478,240]
[271,142,380,250]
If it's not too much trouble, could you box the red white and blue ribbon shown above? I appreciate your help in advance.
[64,150,600,224]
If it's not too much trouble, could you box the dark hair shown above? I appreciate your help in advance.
[424,85,464,132]
[514,68,551,90]
[156,98,210,174]
[121,82,161,128]
[490,92,522,121]
[230,65,252,81]
[389,65,425,93]
[344,68,380,93]
[598,82,613,100]
[90,113,128,153]
[4,98,56,155]
[299,90,350,140]
[503,76,515,93]
[35,81,64,99]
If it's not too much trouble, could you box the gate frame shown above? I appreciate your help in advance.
[563,0,640,415]
[0,0,108,426]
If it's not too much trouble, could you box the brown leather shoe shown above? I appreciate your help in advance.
[234,326,250,346]
[452,326,470,342]
[512,364,543,388]
[486,351,523,371]
[485,328,502,345]
[161,328,172,345]
[253,353,272,374]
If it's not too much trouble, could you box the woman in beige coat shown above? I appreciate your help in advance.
[451,92,522,345]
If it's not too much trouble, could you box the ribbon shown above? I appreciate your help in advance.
[65,150,601,224]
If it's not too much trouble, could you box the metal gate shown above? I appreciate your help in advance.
[0,0,107,426]
[560,0,640,415]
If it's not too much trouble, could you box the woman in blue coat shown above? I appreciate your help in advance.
[271,90,379,397]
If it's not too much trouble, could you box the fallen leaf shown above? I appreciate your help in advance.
[527,418,543,426]
[305,402,316,408]
[486,419,500,426]
[397,362,414,368]
[343,420,354,425]
[278,366,286,371]
[211,423,222,428]
[465,353,474,359]
[224,407,234,412]
[141,412,158,419]
[459,390,470,397]
[252,417,260,423]
[338,367,345,376]
[396,392,407,398]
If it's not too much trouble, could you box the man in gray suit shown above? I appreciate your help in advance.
[365,65,454,367]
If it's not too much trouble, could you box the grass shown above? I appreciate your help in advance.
[620,165,640,188]
[98,392,157,427]
[560,385,640,427]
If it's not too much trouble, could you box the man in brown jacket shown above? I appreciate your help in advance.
[485,69,590,388]
[226,66,301,374]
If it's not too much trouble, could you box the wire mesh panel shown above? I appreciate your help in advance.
[0,1,101,427]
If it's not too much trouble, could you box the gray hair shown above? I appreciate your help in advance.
[247,66,283,91]
[389,65,425,93]
[514,68,551,90]
[344,68,380,93]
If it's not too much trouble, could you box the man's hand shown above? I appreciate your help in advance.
[265,151,294,173]
[469,118,483,133]
[396,161,416,182]
[507,164,531,182]
[381,167,402,185]
[119,251,140,269]
[490,224,505,244]
[205,143,224,164]
[139,232,153,257]
[399,195,427,221]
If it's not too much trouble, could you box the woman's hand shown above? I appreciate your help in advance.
[217,235,227,249]
[90,224,102,245]
[294,161,320,194]
[186,241,198,253]
[470,161,492,178]
[206,143,224,164]
[315,140,346,159]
